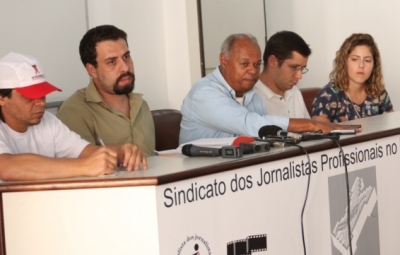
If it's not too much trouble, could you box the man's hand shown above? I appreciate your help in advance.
[117,144,147,171]
[288,118,362,134]
[314,120,362,133]
[80,147,117,176]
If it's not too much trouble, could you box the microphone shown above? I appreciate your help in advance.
[300,132,339,141]
[258,125,283,139]
[181,144,221,157]
[257,125,300,147]
[240,141,270,154]
[277,130,302,140]
[231,136,255,146]
[258,125,303,140]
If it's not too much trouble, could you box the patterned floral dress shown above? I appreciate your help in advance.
[311,83,393,123]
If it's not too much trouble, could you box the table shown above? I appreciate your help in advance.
[1,112,400,254]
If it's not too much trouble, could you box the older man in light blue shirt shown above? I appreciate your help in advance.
[180,67,289,144]
[179,34,358,144]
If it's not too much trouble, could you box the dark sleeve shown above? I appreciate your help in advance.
[311,85,341,122]
[379,89,394,113]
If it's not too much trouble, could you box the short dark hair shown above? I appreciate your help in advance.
[79,25,128,68]
[263,31,311,65]
[0,89,13,122]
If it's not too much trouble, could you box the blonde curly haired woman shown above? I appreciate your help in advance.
[311,33,393,122]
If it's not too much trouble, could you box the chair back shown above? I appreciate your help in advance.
[300,87,321,116]
[151,109,182,151]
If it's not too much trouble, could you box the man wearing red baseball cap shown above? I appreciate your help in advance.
[0,52,147,181]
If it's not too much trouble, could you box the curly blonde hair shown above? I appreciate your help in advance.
[329,33,384,98]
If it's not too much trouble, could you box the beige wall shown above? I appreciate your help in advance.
[5,1,400,111]
[201,0,266,74]
[87,0,201,110]
[0,0,88,103]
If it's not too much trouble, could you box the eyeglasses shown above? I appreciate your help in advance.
[287,64,309,74]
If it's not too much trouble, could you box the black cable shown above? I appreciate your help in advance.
[331,138,353,255]
[291,137,353,255]
[261,133,351,254]
[291,143,311,255]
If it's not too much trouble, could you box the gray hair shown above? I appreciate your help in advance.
[220,34,259,59]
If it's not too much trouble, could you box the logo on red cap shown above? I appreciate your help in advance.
[32,65,39,74]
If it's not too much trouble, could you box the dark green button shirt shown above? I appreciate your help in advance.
[57,81,155,156]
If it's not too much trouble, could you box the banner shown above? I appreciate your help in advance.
[156,135,400,255]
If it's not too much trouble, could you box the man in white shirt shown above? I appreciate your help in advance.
[180,34,360,144]
[255,31,311,118]
[0,52,146,181]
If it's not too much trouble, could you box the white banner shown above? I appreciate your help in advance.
[156,135,400,255]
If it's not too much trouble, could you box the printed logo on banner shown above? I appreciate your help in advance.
[227,234,267,255]
[177,234,211,255]
[328,166,380,255]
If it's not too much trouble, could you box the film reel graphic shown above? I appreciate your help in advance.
[227,234,267,255]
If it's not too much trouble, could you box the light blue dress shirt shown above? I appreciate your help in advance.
[179,67,289,144]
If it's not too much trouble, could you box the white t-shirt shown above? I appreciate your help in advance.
[255,81,310,119]
[0,112,89,158]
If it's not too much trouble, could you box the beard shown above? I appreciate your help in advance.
[113,72,135,95]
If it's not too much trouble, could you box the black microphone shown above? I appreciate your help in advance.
[300,132,340,141]
[277,130,302,140]
[258,125,290,138]
[258,125,283,139]
[257,125,299,147]
[181,144,221,157]
[258,125,303,140]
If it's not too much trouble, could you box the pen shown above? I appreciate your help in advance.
[97,136,119,173]
[97,136,106,147]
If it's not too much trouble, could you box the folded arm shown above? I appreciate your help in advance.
[0,145,117,181]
